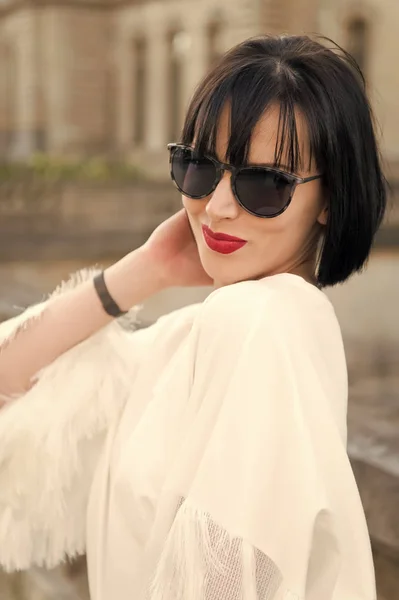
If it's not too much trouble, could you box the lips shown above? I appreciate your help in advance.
[202,225,247,255]
[201,225,247,242]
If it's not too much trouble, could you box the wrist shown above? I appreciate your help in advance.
[104,248,166,313]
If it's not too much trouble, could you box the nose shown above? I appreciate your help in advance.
[205,169,239,220]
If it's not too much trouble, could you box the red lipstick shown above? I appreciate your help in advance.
[202,225,247,255]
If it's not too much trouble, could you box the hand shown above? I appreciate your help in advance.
[142,208,214,288]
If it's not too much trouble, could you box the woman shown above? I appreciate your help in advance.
[0,34,386,599]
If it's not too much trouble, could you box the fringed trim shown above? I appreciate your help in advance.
[146,498,297,600]
[0,266,144,571]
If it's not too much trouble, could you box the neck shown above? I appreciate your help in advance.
[289,259,319,288]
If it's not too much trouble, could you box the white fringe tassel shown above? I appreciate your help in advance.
[0,267,143,571]
[146,499,292,600]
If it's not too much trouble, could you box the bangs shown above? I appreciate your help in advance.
[181,63,316,174]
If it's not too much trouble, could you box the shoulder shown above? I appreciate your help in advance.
[191,279,282,360]
[197,274,330,334]
[192,276,341,372]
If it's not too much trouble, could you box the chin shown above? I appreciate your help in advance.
[198,241,268,287]
[200,259,253,288]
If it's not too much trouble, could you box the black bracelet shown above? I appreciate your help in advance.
[93,271,128,318]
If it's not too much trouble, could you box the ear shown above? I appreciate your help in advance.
[317,204,328,226]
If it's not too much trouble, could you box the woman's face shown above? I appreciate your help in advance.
[182,103,327,288]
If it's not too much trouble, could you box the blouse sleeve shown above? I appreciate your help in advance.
[0,267,150,572]
[145,280,374,600]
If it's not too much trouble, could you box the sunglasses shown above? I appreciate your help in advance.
[167,143,322,218]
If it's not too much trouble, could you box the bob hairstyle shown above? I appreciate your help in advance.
[180,34,387,288]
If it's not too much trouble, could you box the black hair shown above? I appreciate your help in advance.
[180,34,387,288]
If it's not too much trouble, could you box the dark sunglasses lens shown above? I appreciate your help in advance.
[171,147,217,198]
[235,169,292,216]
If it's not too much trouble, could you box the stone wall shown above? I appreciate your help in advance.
[0,180,180,262]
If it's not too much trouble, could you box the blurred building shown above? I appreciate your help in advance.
[0,0,398,178]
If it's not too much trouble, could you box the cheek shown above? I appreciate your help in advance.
[285,186,322,226]
[182,195,207,217]
[256,193,318,239]
[258,207,296,234]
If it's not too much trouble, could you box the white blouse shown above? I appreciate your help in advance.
[0,268,376,600]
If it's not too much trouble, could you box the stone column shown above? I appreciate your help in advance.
[41,7,112,155]
[0,40,17,155]
[40,7,67,154]
[288,0,319,34]
[259,0,319,35]
[223,0,258,49]
[115,33,135,153]
[144,26,169,151]
[8,8,42,159]
[182,23,208,118]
